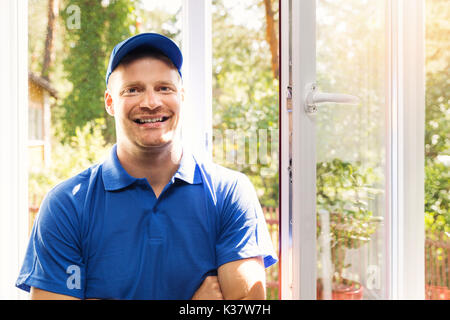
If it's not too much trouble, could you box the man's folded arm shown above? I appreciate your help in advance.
[30,287,81,300]
[217,256,266,300]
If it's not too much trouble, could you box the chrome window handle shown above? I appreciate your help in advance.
[305,83,360,114]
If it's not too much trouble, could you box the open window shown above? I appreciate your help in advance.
[280,0,426,299]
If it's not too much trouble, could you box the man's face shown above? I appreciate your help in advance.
[105,57,183,152]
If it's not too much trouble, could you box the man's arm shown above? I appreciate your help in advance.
[217,256,266,300]
[191,276,224,300]
[30,287,80,300]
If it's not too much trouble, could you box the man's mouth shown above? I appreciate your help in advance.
[133,116,170,124]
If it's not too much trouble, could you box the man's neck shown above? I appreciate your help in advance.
[116,141,183,197]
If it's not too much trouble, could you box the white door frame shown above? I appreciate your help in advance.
[280,0,317,300]
[0,0,29,300]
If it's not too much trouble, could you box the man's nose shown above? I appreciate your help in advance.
[141,89,161,109]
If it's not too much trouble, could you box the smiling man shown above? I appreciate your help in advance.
[16,33,277,300]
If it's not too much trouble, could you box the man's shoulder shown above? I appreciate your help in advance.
[46,163,103,203]
[34,163,103,228]
[192,155,255,205]
[193,155,249,186]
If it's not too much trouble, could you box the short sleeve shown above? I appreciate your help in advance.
[215,173,278,269]
[15,188,86,299]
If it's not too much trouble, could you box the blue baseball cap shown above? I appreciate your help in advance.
[105,33,183,85]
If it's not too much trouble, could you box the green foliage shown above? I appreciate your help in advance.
[316,159,383,281]
[425,161,449,234]
[212,0,279,208]
[134,2,181,42]
[28,0,49,74]
[58,0,136,144]
[29,120,113,203]
[424,0,449,236]
[425,71,449,161]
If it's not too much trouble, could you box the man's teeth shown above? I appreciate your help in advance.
[137,117,164,124]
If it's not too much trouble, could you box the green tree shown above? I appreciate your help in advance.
[58,0,136,144]
[29,0,50,75]
[134,2,181,42]
[424,0,449,234]
[212,0,279,208]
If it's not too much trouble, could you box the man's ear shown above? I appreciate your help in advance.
[104,89,115,116]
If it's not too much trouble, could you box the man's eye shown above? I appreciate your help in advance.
[122,87,140,95]
[159,86,173,92]
[127,88,138,93]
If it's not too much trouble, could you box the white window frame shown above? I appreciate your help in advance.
[0,0,29,300]
[388,0,425,300]
[181,0,213,160]
[280,0,425,300]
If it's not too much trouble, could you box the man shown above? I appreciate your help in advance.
[16,33,277,300]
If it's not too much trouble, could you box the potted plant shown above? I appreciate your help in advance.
[316,159,383,300]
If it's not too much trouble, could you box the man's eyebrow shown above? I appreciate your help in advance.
[155,80,180,91]
[120,81,145,88]
[155,80,178,86]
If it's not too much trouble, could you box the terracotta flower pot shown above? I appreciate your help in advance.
[425,285,450,300]
[317,279,364,300]
[331,280,364,300]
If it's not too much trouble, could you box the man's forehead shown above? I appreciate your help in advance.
[108,58,181,89]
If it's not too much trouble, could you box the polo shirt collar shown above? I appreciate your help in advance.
[102,144,202,191]
[102,144,138,191]
[173,150,202,185]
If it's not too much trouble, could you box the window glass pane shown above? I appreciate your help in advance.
[315,0,388,300]
[212,0,280,299]
[424,0,449,300]
[28,105,43,141]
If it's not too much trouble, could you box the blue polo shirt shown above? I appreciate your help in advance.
[16,145,277,299]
